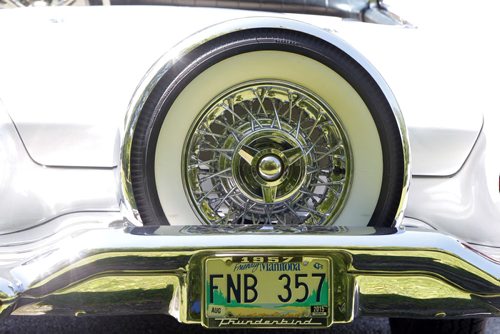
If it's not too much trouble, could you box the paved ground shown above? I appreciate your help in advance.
[0,316,498,334]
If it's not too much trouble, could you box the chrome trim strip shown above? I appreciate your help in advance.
[105,0,408,26]
[120,16,411,227]
[0,224,498,321]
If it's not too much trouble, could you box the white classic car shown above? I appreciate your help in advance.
[0,0,498,333]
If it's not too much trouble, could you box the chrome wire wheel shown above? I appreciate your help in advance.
[184,81,352,225]
[130,29,406,228]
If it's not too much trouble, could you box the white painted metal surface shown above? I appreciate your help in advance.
[0,3,498,248]
[406,132,500,247]
[0,100,119,234]
[0,5,485,175]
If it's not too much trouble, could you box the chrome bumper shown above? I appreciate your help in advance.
[1,224,499,326]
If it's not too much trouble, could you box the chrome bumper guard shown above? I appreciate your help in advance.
[0,224,499,325]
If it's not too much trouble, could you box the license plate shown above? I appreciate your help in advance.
[203,255,331,328]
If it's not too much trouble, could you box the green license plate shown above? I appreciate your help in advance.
[203,255,331,328]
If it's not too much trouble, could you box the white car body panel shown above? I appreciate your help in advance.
[0,101,119,234]
[0,1,499,324]
[0,3,498,248]
[0,6,483,176]
[406,132,500,247]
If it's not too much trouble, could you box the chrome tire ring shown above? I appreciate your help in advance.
[184,81,352,225]
[130,29,405,227]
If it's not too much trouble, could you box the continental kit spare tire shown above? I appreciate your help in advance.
[130,29,406,227]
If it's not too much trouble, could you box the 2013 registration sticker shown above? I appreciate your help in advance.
[203,255,332,328]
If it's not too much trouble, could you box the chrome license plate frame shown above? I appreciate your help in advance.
[202,254,332,328]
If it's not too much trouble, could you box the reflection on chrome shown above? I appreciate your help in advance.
[2,0,76,7]
[184,81,352,226]
[0,220,498,325]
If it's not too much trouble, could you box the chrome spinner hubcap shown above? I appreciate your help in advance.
[258,155,282,181]
[183,81,352,225]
